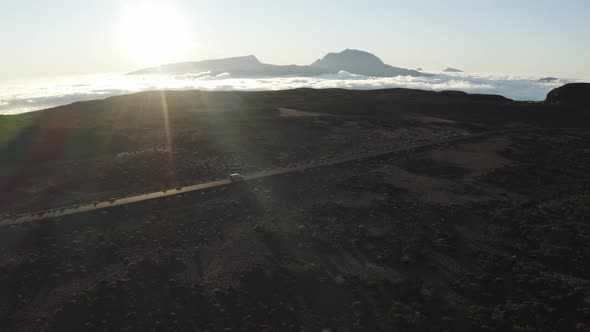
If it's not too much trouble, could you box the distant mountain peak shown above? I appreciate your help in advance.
[444,67,463,73]
[341,48,381,57]
[210,54,261,64]
[243,54,259,61]
[539,77,558,83]
[308,49,422,77]
[129,49,428,78]
[312,49,385,67]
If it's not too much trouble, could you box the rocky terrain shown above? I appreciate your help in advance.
[1,86,590,331]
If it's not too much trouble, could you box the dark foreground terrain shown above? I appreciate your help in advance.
[1,86,590,331]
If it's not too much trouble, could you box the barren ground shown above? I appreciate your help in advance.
[1,89,589,331]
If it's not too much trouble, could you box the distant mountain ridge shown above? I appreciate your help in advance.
[128,49,427,78]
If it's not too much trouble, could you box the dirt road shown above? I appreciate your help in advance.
[0,127,542,226]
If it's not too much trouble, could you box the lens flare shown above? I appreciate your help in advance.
[119,3,189,66]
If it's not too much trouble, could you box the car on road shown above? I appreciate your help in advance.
[229,173,244,183]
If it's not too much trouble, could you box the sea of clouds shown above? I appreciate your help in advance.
[0,71,578,115]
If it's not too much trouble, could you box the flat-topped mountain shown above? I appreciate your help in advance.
[443,67,464,73]
[129,49,427,78]
[129,55,318,77]
[309,49,422,77]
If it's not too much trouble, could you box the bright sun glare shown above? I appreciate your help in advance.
[120,4,189,66]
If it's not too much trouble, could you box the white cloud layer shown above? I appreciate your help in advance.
[0,71,579,115]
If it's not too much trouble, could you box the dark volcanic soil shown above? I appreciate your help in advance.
[1,89,590,331]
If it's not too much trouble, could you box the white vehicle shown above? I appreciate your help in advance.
[228,173,244,183]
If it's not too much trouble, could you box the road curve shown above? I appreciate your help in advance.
[0,127,543,227]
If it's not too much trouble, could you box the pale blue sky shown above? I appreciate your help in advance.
[1,0,589,81]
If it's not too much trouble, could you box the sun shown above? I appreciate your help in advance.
[119,3,189,66]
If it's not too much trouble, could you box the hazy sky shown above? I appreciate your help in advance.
[2,0,589,81]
